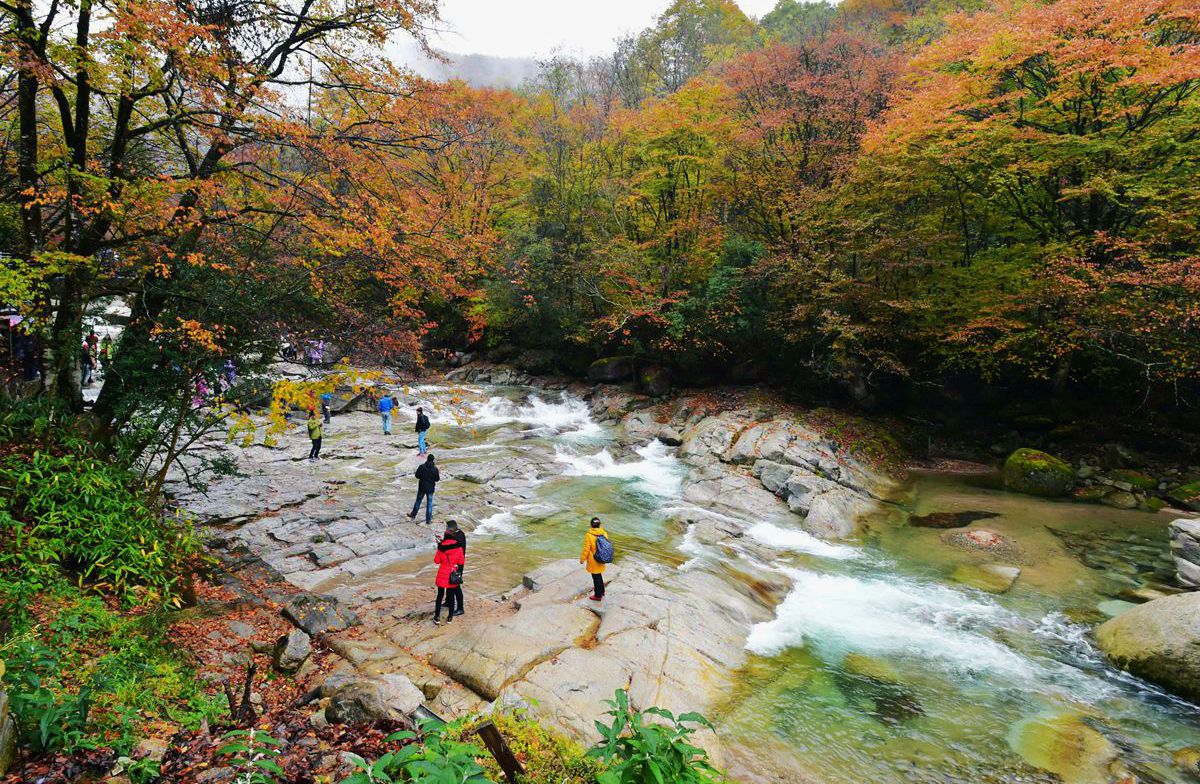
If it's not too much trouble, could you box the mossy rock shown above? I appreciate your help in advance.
[1104,469,1157,492]
[1072,486,1111,503]
[1168,481,1200,512]
[1095,592,1200,702]
[1002,448,1075,497]
[1143,496,1166,512]
[587,355,639,383]
[1007,712,1118,784]
[952,563,1020,594]
[842,653,902,684]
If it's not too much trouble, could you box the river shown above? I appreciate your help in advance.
[192,380,1200,783]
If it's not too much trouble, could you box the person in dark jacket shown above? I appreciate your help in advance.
[415,406,431,455]
[433,520,464,625]
[408,454,440,524]
[437,525,466,617]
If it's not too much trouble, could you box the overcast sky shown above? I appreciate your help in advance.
[425,0,781,59]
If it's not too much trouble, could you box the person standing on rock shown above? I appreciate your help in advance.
[581,517,612,601]
[408,454,440,524]
[433,520,464,625]
[320,391,333,424]
[437,523,466,617]
[415,406,431,455]
[307,409,323,460]
[378,392,395,435]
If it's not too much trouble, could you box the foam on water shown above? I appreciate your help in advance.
[474,511,521,536]
[554,440,684,498]
[471,394,602,437]
[747,568,1035,679]
[746,522,862,561]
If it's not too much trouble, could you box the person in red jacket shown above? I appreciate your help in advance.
[433,520,464,625]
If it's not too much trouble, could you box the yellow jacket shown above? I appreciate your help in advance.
[580,527,608,574]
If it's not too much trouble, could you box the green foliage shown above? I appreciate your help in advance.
[448,711,605,784]
[217,728,287,784]
[0,398,202,610]
[340,722,490,784]
[1,588,225,756]
[589,690,722,784]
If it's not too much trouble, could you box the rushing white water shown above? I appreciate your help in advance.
[473,510,521,537]
[471,394,603,438]
[747,568,1036,679]
[746,522,862,561]
[553,440,684,498]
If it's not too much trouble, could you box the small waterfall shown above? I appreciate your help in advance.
[553,440,684,498]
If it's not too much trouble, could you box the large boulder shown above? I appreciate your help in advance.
[1095,591,1200,701]
[587,356,639,383]
[1002,448,1074,497]
[637,365,672,397]
[325,674,425,724]
[412,604,599,700]
[802,486,874,540]
[1007,712,1119,784]
[678,415,747,463]
[1168,481,1200,513]
[1170,518,1200,588]
[282,593,361,636]
[273,629,312,674]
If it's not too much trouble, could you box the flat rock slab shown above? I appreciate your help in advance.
[411,604,599,700]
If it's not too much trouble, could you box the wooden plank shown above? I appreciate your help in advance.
[475,720,524,784]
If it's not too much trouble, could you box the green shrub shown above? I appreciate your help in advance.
[217,728,286,784]
[590,690,723,784]
[449,711,605,784]
[341,721,490,784]
[0,398,201,609]
[0,589,225,756]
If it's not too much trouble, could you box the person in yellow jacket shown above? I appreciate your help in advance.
[580,517,608,601]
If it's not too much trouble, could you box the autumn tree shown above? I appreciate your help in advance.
[0,0,442,417]
[835,0,1200,401]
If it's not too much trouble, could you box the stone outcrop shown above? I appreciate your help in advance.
[1095,591,1200,702]
[324,674,425,724]
[1171,518,1200,588]
[283,594,361,636]
[587,356,640,383]
[273,629,312,673]
[624,403,901,541]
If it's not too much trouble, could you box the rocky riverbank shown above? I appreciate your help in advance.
[164,361,1200,784]
[166,362,908,781]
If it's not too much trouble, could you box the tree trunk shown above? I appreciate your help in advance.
[49,269,89,410]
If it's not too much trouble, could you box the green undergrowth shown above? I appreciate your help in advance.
[0,398,203,614]
[446,711,606,784]
[0,397,217,762]
[1,582,225,758]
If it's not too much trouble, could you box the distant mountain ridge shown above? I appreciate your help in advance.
[391,41,542,88]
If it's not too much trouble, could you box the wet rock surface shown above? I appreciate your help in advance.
[1096,591,1200,702]
[169,369,900,779]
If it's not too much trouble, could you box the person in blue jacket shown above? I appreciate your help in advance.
[320,391,333,424]
[378,392,394,434]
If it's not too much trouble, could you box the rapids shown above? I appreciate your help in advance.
[198,382,1200,783]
